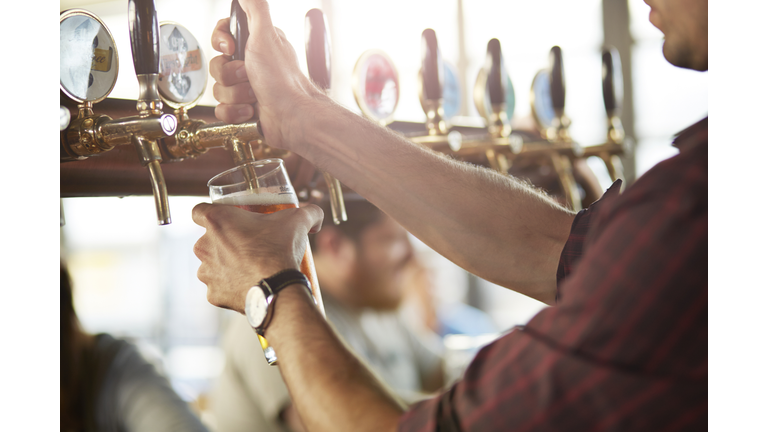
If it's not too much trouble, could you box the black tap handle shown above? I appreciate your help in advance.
[128,0,160,75]
[549,46,565,112]
[486,38,506,105]
[421,28,443,101]
[230,0,249,61]
[602,46,623,116]
[305,9,331,91]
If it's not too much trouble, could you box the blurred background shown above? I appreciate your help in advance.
[58,0,707,422]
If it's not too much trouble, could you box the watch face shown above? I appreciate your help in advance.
[245,286,269,328]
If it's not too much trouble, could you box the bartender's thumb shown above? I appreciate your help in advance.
[238,0,276,40]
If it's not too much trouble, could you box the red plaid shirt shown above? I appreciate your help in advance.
[399,118,708,431]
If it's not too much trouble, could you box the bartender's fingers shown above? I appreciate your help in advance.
[238,0,278,42]
[213,81,257,105]
[211,18,235,56]
[214,103,255,124]
[209,56,249,87]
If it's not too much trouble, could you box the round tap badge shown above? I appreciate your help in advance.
[530,70,556,131]
[158,23,207,109]
[60,9,119,103]
[353,50,399,125]
[442,61,461,121]
[475,72,516,123]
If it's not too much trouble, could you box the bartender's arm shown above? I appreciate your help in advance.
[209,0,574,305]
[192,203,404,432]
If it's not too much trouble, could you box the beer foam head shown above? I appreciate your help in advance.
[212,188,298,206]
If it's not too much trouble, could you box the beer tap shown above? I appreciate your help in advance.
[154,17,266,164]
[304,8,347,224]
[126,0,180,225]
[548,46,571,142]
[418,29,448,137]
[154,4,275,175]
[473,38,514,173]
[60,8,177,224]
[528,46,581,210]
[474,39,512,139]
[583,46,626,185]
[226,0,279,170]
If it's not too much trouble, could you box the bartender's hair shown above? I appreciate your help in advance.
[308,198,387,251]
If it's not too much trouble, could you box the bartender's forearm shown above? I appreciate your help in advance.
[289,95,574,304]
[266,285,405,432]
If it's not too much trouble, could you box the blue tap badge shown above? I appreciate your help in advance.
[505,75,516,121]
[531,70,555,130]
[442,61,461,121]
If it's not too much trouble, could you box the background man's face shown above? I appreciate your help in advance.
[349,216,414,310]
[645,0,708,71]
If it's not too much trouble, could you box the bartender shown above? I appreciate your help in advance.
[192,0,708,430]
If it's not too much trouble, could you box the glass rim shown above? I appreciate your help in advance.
[207,158,284,188]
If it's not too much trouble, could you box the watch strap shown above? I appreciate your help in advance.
[255,269,312,334]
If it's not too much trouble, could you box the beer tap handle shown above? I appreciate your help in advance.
[600,46,625,181]
[128,0,173,225]
[128,0,159,76]
[601,46,625,143]
[228,0,265,157]
[601,47,621,116]
[421,29,443,102]
[305,8,331,91]
[418,28,448,136]
[230,0,249,63]
[487,39,506,106]
[473,38,510,140]
[304,8,347,225]
[549,46,565,117]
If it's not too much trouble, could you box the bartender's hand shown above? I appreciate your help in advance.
[191,203,323,314]
[209,0,324,152]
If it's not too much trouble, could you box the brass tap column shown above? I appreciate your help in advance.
[127,0,178,224]
[473,38,512,172]
[418,29,448,137]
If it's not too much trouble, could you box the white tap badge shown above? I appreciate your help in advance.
[158,23,207,108]
[60,10,119,103]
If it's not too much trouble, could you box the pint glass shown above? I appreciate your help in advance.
[208,159,326,365]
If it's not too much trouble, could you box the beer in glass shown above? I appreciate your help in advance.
[208,159,325,365]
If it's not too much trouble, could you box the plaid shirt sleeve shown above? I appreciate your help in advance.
[555,179,623,302]
[398,118,708,432]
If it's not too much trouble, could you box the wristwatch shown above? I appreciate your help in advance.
[245,269,313,335]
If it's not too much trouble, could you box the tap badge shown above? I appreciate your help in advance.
[161,26,202,97]
[60,10,119,103]
[352,50,399,125]
[158,23,207,106]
